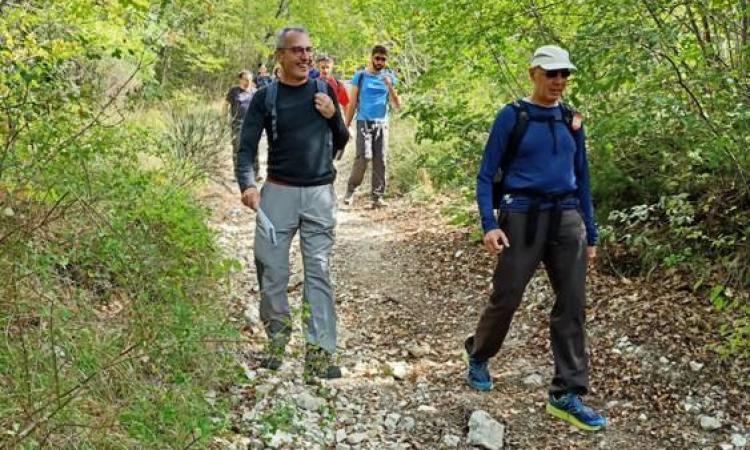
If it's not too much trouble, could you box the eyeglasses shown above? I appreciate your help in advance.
[544,69,571,79]
[373,56,387,62]
[278,46,315,56]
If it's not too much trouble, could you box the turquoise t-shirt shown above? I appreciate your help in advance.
[352,70,397,121]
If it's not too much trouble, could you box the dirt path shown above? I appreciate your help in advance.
[203,138,748,449]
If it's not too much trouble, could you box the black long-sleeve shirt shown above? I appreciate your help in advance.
[235,79,349,192]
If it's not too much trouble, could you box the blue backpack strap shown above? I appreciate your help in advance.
[265,80,279,143]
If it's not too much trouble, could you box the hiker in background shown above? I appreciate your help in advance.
[464,45,607,431]
[223,70,258,177]
[235,27,349,379]
[343,45,401,208]
[317,55,349,114]
[308,60,321,79]
[272,64,283,80]
[254,63,273,89]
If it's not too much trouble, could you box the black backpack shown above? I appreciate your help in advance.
[491,100,582,209]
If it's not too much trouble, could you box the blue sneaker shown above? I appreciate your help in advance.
[466,357,493,391]
[546,393,607,431]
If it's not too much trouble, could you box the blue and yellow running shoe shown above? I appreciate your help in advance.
[546,393,607,431]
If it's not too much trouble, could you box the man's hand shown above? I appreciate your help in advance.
[383,74,393,89]
[241,187,260,211]
[314,93,336,119]
[587,246,597,265]
[383,75,401,109]
[483,229,510,254]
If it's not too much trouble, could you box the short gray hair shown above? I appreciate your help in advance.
[275,27,309,50]
[316,54,333,64]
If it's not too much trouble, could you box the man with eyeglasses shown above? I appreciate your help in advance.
[464,45,607,431]
[343,45,401,208]
[235,27,349,379]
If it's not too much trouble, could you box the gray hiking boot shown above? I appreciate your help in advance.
[372,197,388,208]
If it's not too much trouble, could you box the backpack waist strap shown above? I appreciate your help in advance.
[502,189,577,246]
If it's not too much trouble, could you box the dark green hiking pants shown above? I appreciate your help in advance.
[467,209,590,395]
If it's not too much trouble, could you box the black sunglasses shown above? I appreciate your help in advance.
[544,69,571,79]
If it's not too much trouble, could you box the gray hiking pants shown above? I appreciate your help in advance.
[466,209,590,395]
[254,182,338,354]
[346,120,388,200]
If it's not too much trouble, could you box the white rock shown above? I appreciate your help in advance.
[2,207,13,217]
[386,361,410,380]
[442,433,462,447]
[204,390,216,407]
[659,356,669,365]
[638,413,647,421]
[243,366,257,380]
[347,432,368,445]
[417,405,438,414]
[384,413,401,431]
[605,400,619,409]
[699,415,722,431]
[256,384,273,396]
[269,431,294,448]
[295,392,325,411]
[398,416,416,432]
[335,429,347,443]
[467,410,505,450]
[731,434,747,447]
[683,396,702,414]
[522,373,544,388]
[719,444,733,450]
[407,344,431,358]
[689,361,704,372]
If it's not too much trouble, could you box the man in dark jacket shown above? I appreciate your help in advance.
[235,27,349,379]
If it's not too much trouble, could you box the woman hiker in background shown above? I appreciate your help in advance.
[464,45,607,431]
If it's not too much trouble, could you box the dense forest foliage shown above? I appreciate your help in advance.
[1,0,747,447]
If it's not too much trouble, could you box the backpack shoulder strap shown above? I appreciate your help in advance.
[492,100,530,209]
[265,80,279,142]
[356,70,365,103]
[314,79,334,153]
[559,102,582,134]
[501,100,530,171]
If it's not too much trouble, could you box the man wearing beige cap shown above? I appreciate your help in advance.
[464,45,606,431]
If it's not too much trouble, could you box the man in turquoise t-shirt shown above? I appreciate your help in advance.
[343,45,401,208]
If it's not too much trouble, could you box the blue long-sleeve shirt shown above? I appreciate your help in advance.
[476,100,598,245]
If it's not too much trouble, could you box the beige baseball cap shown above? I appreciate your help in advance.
[530,45,577,71]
